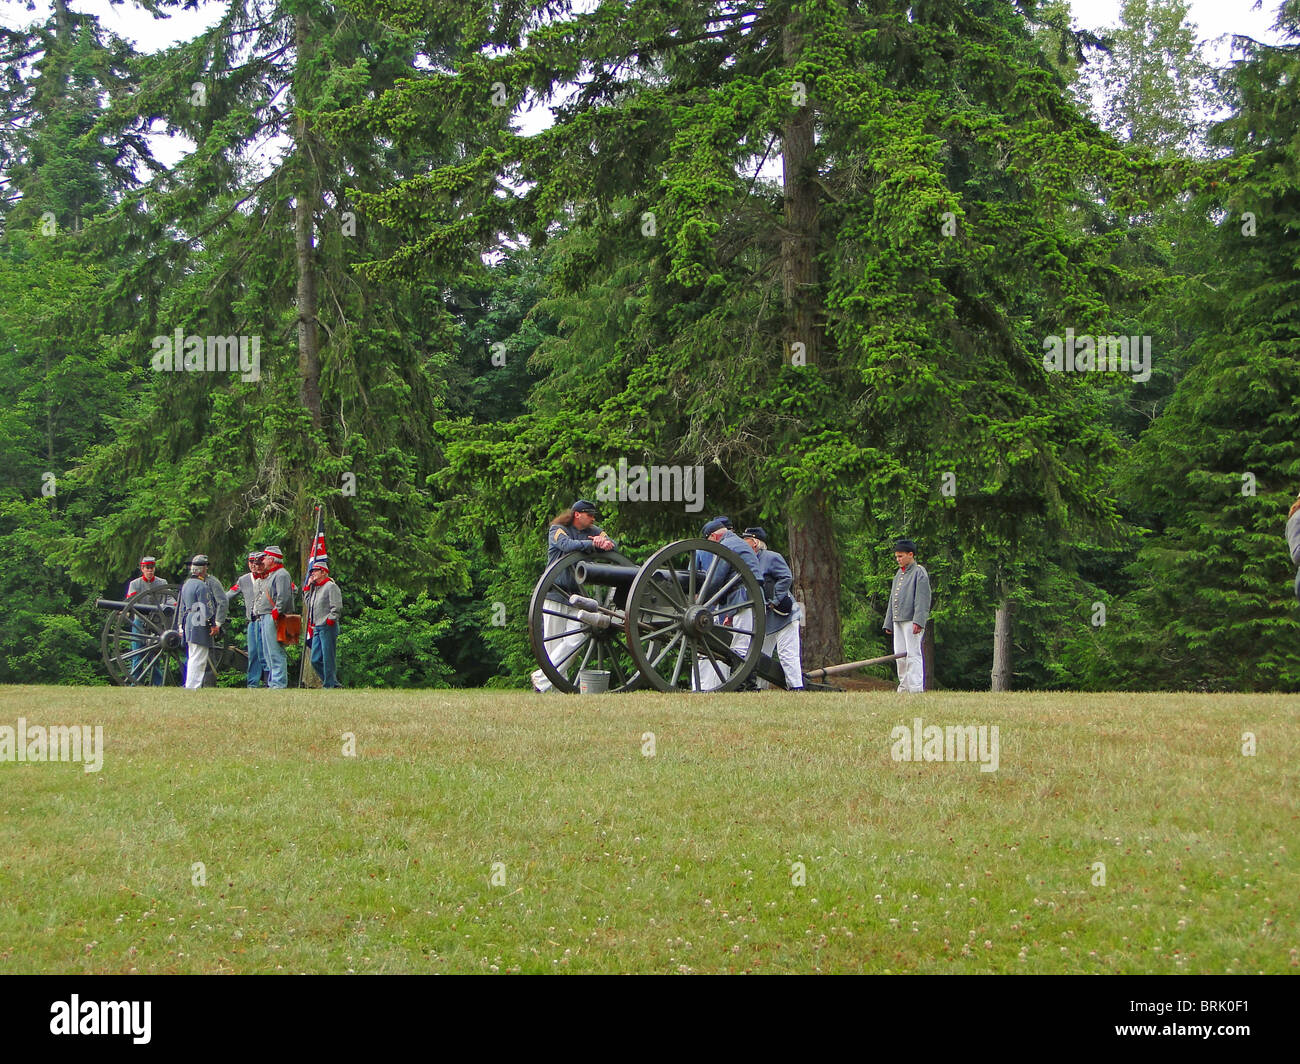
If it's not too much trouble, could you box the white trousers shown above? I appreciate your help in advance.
[758,620,804,689]
[184,643,211,689]
[696,608,753,691]
[893,625,925,693]
[533,598,589,692]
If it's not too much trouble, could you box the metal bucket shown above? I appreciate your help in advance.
[578,669,611,694]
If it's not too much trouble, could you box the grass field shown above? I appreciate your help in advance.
[0,686,1296,974]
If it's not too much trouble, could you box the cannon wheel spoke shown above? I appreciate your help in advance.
[102,584,181,686]
[527,550,644,693]
[625,539,765,692]
[101,582,244,687]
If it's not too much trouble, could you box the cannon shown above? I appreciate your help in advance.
[528,537,918,693]
[96,583,249,686]
[529,537,830,692]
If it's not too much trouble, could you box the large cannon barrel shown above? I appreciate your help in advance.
[96,598,175,612]
[572,560,640,587]
[574,560,699,592]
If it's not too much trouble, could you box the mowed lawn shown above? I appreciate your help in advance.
[0,686,1296,974]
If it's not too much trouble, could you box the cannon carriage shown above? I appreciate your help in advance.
[96,583,249,686]
[528,536,840,693]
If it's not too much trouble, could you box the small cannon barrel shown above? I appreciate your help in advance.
[573,560,640,588]
[96,598,175,613]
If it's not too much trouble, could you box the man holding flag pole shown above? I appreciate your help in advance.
[305,556,342,688]
[299,505,331,687]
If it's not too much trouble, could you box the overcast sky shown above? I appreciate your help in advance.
[0,0,1285,157]
[0,0,1285,56]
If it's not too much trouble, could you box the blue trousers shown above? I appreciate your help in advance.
[246,619,266,687]
[259,614,288,688]
[131,618,165,685]
[310,623,339,688]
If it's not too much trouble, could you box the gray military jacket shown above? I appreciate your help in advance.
[228,572,257,621]
[306,579,343,626]
[755,548,795,636]
[884,561,931,630]
[179,577,218,646]
[126,574,169,598]
[1287,510,1300,600]
[205,574,229,627]
[254,566,294,615]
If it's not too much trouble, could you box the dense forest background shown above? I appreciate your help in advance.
[1,0,1297,690]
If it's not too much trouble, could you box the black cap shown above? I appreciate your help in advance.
[702,516,732,536]
[742,526,769,543]
[893,538,917,553]
[572,499,600,516]
[190,554,209,567]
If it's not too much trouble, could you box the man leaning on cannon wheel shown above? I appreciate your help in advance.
[883,538,931,694]
[694,516,764,691]
[743,526,804,691]
[532,499,617,692]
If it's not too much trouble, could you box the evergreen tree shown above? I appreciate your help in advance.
[1098,0,1300,691]
[64,1,470,604]
[364,0,1148,679]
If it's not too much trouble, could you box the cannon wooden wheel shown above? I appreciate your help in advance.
[99,583,249,687]
[623,538,766,692]
[527,550,646,693]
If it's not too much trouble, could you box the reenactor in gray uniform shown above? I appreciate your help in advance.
[532,499,617,691]
[228,551,267,687]
[883,538,931,693]
[126,555,169,600]
[305,557,343,688]
[178,555,228,689]
[126,555,170,685]
[695,516,764,690]
[256,545,294,689]
[1288,493,1300,602]
[743,527,804,690]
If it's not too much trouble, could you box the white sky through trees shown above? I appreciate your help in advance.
[0,0,1285,167]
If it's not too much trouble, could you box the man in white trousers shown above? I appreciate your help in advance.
[178,555,225,689]
[694,516,763,690]
[742,527,804,690]
[532,500,617,691]
[883,538,930,693]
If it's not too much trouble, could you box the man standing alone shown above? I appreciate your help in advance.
[883,538,930,694]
